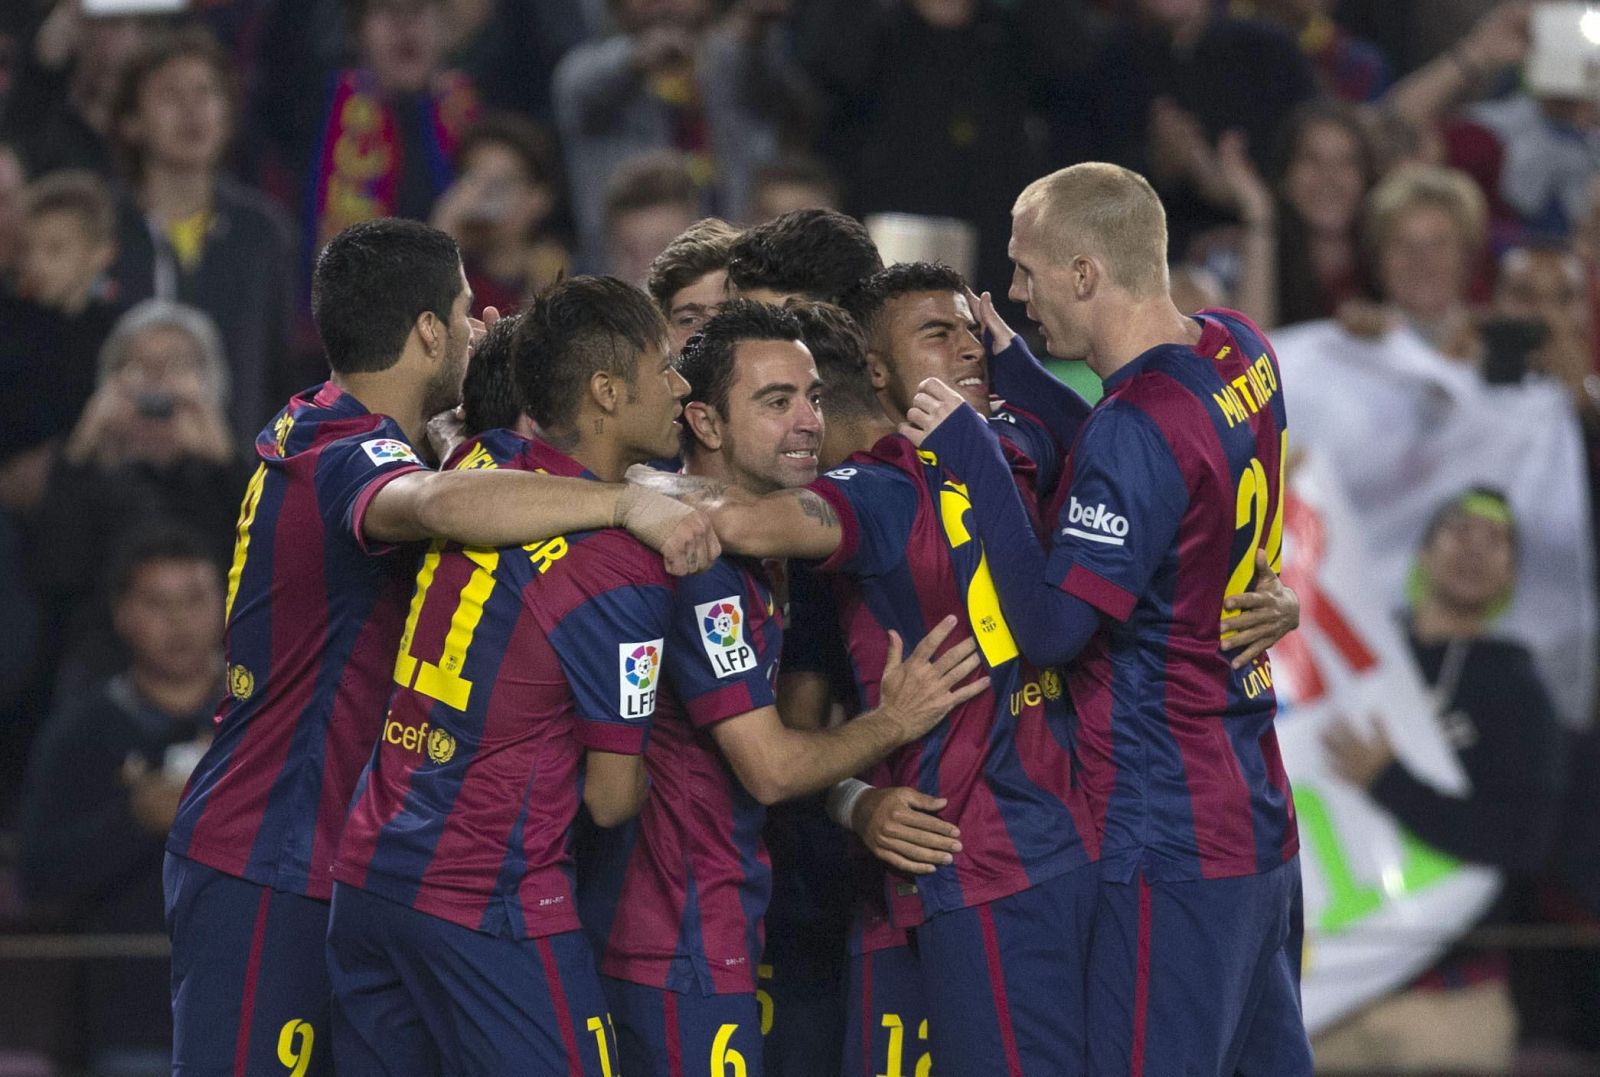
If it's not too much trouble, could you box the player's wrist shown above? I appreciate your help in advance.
[826,777,873,830]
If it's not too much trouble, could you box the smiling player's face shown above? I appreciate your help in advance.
[717,338,824,494]
[874,290,988,420]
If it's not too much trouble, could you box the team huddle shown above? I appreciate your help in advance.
[162,162,1313,1076]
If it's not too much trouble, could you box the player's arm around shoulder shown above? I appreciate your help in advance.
[362,467,721,575]
[625,464,844,561]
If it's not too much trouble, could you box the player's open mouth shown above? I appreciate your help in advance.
[782,450,816,460]
[957,377,985,390]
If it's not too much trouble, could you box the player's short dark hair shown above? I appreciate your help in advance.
[603,150,700,231]
[842,261,967,346]
[785,299,876,421]
[461,312,523,435]
[312,218,463,376]
[676,299,805,455]
[512,276,667,430]
[110,26,237,178]
[726,208,883,303]
[105,524,217,603]
[647,217,740,313]
[24,169,114,245]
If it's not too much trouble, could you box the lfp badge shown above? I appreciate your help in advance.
[619,640,664,720]
[696,597,757,678]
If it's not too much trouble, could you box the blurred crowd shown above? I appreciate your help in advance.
[0,0,1598,1074]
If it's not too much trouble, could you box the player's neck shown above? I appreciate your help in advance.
[845,413,897,457]
[1411,598,1488,644]
[542,420,631,482]
[1087,297,1201,381]
[333,371,430,454]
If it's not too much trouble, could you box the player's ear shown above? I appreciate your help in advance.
[1073,255,1098,301]
[415,310,442,356]
[589,368,620,414]
[865,348,890,391]
[684,400,722,451]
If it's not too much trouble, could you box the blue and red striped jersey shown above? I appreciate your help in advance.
[333,429,674,937]
[168,382,426,899]
[579,556,782,994]
[1046,309,1298,883]
[807,435,1099,919]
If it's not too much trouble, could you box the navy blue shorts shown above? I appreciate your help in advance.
[915,862,1098,1076]
[325,882,617,1076]
[165,852,333,1077]
[842,942,930,1077]
[601,975,763,1077]
[1086,855,1312,1076]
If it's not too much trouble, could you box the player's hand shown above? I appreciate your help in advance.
[1321,714,1395,790]
[878,617,989,745]
[614,484,722,575]
[900,377,972,447]
[1220,551,1299,668]
[426,405,467,464]
[467,304,501,354]
[965,287,1017,354]
[851,786,962,876]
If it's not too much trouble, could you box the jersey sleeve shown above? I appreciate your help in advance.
[806,463,918,577]
[990,409,1060,500]
[313,427,426,553]
[664,560,780,729]
[548,580,676,754]
[1045,402,1188,622]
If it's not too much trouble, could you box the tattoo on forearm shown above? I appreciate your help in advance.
[792,490,838,529]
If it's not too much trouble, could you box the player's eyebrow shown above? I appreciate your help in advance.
[751,381,802,400]
[671,302,715,317]
[917,317,959,334]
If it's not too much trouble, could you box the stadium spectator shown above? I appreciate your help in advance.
[0,142,28,277]
[438,0,592,125]
[602,149,702,286]
[106,27,299,443]
[1319,488,1567,1074]
[0,169,121,513]
[0,1,156,176]
[17,527,222,1077]
[1361,165,1490,357]
[552,0,810,266]
[30,300,244,701]
[1270,100,1378,327]
[746,153,840,224]
[1234,0,1390,102]
[793,0,1083,296]
[430,112,570,314]
[645,215,738,350]
[1059,0,1317,255]
[253,0,480,256]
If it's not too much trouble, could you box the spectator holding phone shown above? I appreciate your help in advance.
[31,300,246,704]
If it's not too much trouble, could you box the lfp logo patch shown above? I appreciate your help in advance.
[695,596,756,678]
[619,639,664,720]
[361,438,421,466]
